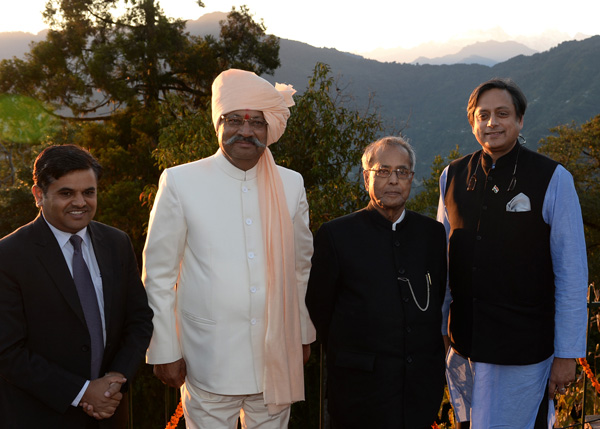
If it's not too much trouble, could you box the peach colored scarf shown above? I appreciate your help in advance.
[211,69,303,413]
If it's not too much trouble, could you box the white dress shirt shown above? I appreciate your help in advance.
[43,215,106,406]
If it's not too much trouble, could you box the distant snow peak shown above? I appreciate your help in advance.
[358,29,590,65]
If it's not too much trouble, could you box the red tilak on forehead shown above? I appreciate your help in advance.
[244,113,250,119]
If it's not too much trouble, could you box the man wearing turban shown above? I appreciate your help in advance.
[143,69,315,428]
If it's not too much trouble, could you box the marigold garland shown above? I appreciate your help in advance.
[165,398,184,429]
[579,357,600,396]
[431,423,441,429]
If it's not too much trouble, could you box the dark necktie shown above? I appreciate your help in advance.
[69,234,104,379]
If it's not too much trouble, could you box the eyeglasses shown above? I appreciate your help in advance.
[220,115,267,130]
[366,168,414,180]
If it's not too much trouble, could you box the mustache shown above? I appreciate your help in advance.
[225,135,266,148]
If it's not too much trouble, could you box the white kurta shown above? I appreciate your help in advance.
[143,149,315,395]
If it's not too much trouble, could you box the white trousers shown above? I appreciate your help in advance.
[181,382,291,429]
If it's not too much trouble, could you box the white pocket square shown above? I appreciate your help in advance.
[506,192,531,212]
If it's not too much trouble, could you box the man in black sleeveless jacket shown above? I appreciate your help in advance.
[437,78,587,428]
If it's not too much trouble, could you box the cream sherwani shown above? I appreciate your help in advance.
[143,149,315,395]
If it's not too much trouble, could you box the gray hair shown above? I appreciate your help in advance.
[361,136,416,173]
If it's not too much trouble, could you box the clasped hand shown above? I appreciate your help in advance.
[80,372,127,420]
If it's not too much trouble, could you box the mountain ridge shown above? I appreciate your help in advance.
[412,40,538,66]
[1,14,598,178]
[1,12,578,66]
[267,36,600,176]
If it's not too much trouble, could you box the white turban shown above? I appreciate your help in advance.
[211,69,296,146]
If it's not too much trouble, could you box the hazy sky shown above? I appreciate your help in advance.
[3,0,600,53]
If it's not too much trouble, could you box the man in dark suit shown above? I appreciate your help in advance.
[0,144,153,428]
[306,136,447,428]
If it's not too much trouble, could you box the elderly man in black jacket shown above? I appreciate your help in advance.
[306,136,447,429]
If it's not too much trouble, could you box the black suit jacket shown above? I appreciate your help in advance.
[0,215,153,428]
[306,206,447,429]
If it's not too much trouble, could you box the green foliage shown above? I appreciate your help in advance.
[153,96,219,170]
[538,115,600,286]
[0,95,59,235]
[0,180,40,236]
[0,2,281,253]
[0,1,280,117]
[0,95,59,145]
[216,5,280,76]
[272,62,384,231]
[138,95,219,211]
[4,0,191,114]
[407,146,462,219]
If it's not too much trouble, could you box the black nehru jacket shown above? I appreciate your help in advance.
[306,205,447,428]
[444,143,559,365]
